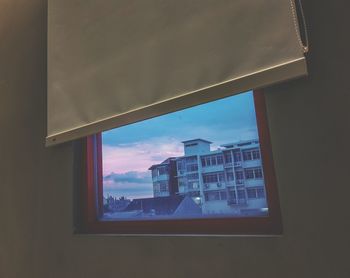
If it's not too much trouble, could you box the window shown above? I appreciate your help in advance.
[244,167,263,179]
[224,152,232,164]
[217,155,224,165]
[252,149,261,160]
[187,173,199,180]
[235,171,244,180]
[203,173,218,184]
[226,169,235,182]
[188,182,199,190]
[243,149,261,161]
[186,164,198,172]
[245,169,255,179]
[247,187,265,199]
[79,91,282,235]
[243,151,253,161]
[233,152,242,162]
[201,155,223,167]
[158,166,168,176]
[159,181,168,192]
[218,173,225,182]
[204,190,227,202]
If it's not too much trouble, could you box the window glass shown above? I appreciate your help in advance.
[217,155,224,165]
[233,152,242,162]
[224,152,232,163]
[101,91,269,220]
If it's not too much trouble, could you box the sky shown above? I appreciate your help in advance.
[102,91,259,199]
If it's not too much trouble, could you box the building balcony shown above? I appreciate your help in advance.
[152,174,169,181]
[225,181,235,187]
[242,159,261,168]
[227,198,247,206]
[201,165,224,173]
[203,182,224,190]
[244,179,264,187]
[235,179,245,185]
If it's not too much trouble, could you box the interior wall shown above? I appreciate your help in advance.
[0,1,349,277]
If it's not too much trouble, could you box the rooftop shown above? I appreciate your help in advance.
[181,138,212,144]
[220,139,259,149]
[148,157,176,170]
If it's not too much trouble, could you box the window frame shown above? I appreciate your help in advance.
[77,90,282,235]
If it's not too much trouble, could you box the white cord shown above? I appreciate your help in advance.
[290,0,309,53]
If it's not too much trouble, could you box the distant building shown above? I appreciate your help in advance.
[123,195,201,217]
[149,139,267,216]
[104,196,131,212]
[149,157,178,197]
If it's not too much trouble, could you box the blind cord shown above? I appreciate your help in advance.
[290,0,309,53]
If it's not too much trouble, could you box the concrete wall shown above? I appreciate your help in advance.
[1,1,349,277]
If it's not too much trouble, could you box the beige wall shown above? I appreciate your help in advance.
[1,1,349,277]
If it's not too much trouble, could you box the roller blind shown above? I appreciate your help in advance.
[47,0,307,146]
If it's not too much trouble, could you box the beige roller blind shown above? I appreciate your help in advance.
[47,0,307,146]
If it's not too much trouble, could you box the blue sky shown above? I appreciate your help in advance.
[102,91,259,199]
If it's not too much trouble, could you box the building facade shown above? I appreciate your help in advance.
[149,139,268,216]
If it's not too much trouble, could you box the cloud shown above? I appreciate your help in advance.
[102,137,185,199]
[102,136,183,176]
[104,171,152,184]
[104,185,153,199]
[103,173,154,199]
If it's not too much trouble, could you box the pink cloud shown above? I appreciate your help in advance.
[102,137,184,176]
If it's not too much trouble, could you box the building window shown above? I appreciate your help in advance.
[203,173,225,184]
[245,169,255,179]
[203,173,218,184]
[243,149,261,161]
[159,181,168,192]
[247,187,265,199]
[220,191,227,200]
[217,155,224,165]
[252,149,261,160]
[204,190,227,202]
[188,182,199,190]
[158,166,168,176]
[187,173,199,180]
[254,168,263,178]
[235,171,244,180]
[201,155,224,167]
[226,169,235,182]
[80,91,282,235]
[244,167,263,179]
[224,152,232,164]
[233,152,242,162]
[218,173,225,182]
[177,160,185,172]
[186,164,198,172]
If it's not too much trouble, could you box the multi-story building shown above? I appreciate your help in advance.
[149,157,178,198]
[149,139,268,216]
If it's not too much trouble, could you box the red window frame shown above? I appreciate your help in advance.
[78,90,282,235]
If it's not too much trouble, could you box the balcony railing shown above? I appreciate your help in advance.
[227,198,246,205]
[203,182,225,190]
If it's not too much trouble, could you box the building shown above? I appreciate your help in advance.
[149,157,178,197]
[123,195,201,218]
[149,139,267,216]
[104,196,131,212]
